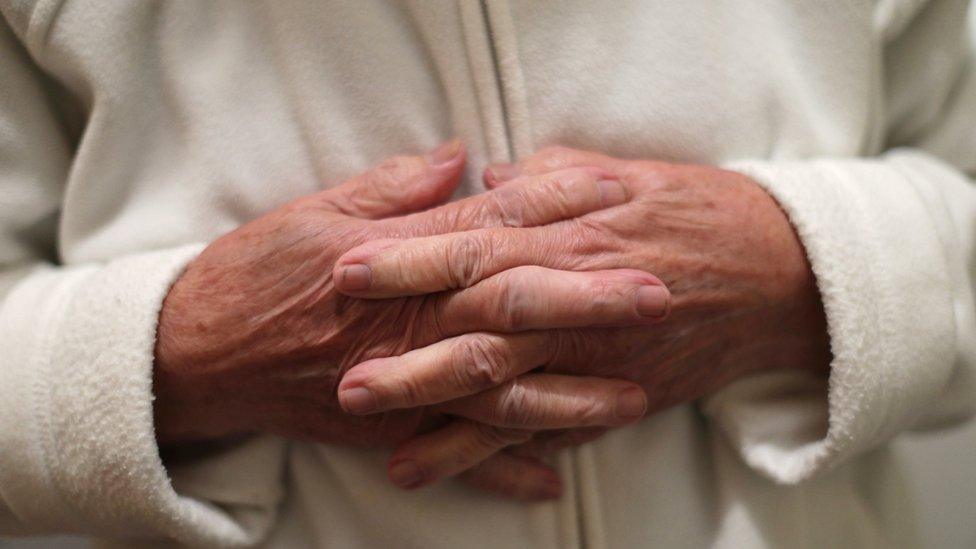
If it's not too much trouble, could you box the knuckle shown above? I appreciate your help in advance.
[570,397,606,425]
[376,155,426,183]
[540,171,581,214]
[586,276,631,315]
[396,374,428,403]
[368,160,400,191]
[568,217,616,256]
[485,189,526,228]
[446,233,489,288]
[451,334,510,393]
[472,421,531,448]
[366,156,425,198]
[494,270,538,332]
[495,381,538,428]
[397,378,425,402]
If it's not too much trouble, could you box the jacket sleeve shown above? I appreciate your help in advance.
[703,0,976,483]
[0,18,285,546]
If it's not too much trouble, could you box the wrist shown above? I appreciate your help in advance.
[769,214,832,376]
[153,276,242,445]
[791,276,832,376]
[742,176,832,376]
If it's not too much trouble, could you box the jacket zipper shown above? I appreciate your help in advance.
[477,3,587,547]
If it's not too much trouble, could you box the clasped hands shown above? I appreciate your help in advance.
[153,141,830,501]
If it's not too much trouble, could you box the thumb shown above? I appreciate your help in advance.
[319,139,466,219]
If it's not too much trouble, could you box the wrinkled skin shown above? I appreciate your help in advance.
[154,143,670,500]
[336,147,832,488]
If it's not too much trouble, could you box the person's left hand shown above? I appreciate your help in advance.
[333,146,832,491]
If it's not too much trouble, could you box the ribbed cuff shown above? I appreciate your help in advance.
[703,155,956,483]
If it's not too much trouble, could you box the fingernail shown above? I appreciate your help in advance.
[389,460,425,489]
[337,264,371,291]
[426,139,462,166]
[485,163,520,184]
[340,387,378,414]
[615,387,647,421]
[636,285,670,318]
[597,179,627,207]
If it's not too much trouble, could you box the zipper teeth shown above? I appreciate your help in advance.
[477,2,586,545]
[478,0,515,162]
[479,3,585,545]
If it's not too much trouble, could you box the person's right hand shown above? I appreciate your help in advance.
[152,141,671,499]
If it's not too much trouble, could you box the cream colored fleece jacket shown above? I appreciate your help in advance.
[0,1,974,547]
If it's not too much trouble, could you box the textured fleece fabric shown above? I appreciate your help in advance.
[0,1,974,547]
